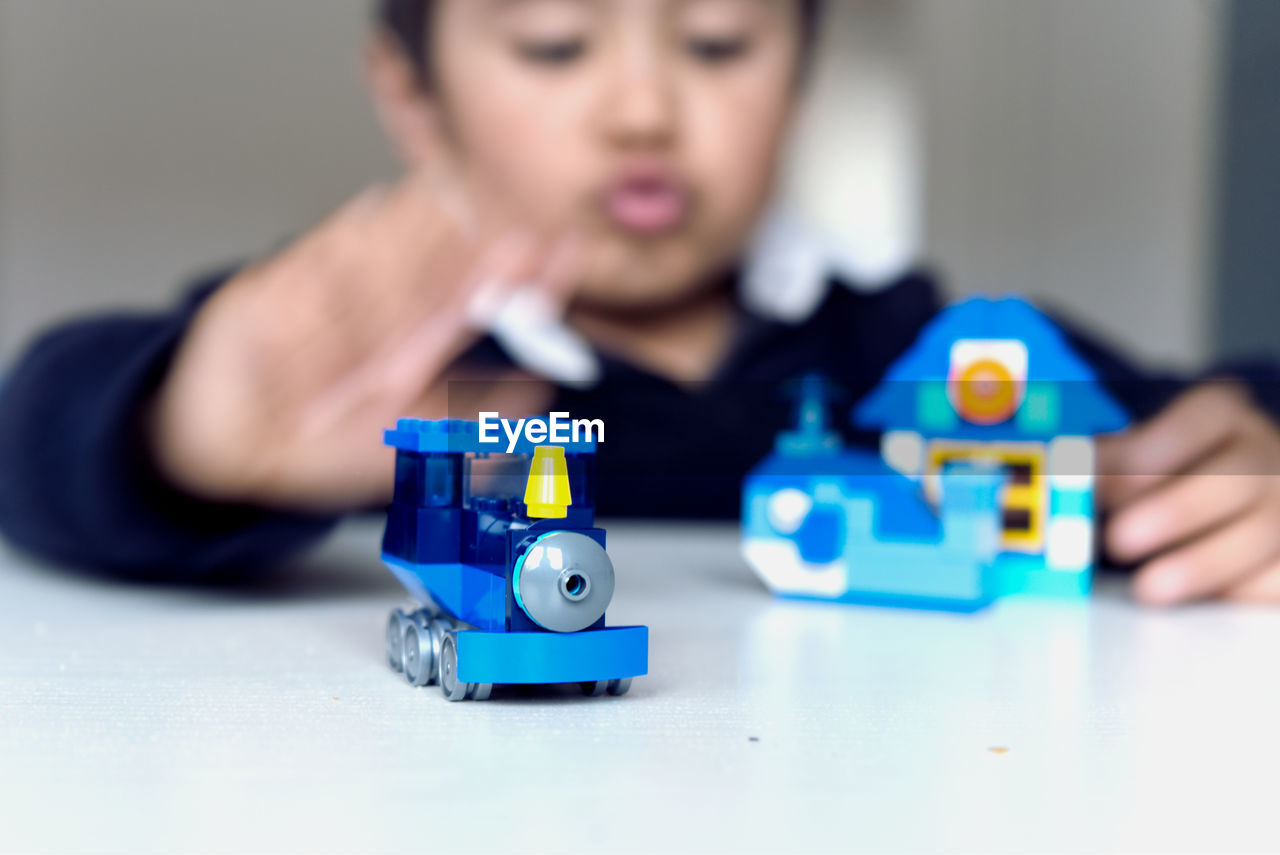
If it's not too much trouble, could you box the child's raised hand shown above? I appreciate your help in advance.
[147,167,576,512]
[1097,384,1280,605]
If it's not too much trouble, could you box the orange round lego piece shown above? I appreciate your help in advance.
[951,358,1021,425]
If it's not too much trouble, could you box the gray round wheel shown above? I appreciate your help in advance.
[606,678,632,696]
[403,619,437,687]
[386,609,409,672]
[439,633,469,702]
[579,681,608,697]
[469,683,494,702]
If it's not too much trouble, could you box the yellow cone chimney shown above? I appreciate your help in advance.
[524,446,572,519]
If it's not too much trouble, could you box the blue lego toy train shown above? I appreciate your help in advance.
[380,418,648,701]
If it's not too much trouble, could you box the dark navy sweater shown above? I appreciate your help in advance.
[0,268,1270,581]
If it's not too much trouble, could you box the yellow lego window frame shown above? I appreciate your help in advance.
[924,441,1047,555]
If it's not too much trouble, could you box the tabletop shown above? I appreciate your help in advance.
[3,520,1280,855]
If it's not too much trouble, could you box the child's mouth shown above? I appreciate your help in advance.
[603,169,690,236]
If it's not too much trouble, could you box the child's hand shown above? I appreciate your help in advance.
[1097,384,1280,605]
[148,168,576,512]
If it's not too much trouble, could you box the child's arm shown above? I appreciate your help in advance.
[0,277,337,580]
[0,168,569,579]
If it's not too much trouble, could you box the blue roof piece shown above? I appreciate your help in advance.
[384,418,598,455]
[854,295,1129,437]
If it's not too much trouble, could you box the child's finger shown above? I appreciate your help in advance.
[335,180,527,360]
[463,232,547,328]
[405,154,526,245]
[302,185,392,246]
[535,233,586,308]
[375,232,548,393]
[1093,437,1149,512]
[1133,501,1280,605]
[1224,562,1280,603]
[297,233,539,436]
[377,169,535,319]
[1096,384,1252,509]
[411,366,554,424]
[475,234,600,387]
[1105,444,1270,563]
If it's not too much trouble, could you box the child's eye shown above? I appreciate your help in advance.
[517,39,588,66]
[686,36,752,64]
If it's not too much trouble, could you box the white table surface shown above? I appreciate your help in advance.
[3,520,1280,855]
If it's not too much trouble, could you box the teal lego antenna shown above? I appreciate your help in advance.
[777,374,843,456]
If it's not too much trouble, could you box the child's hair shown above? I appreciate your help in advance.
[377,0,825,88]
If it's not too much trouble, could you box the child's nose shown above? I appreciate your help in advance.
[598,63,680,150]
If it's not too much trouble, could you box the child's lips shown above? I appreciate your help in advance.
[602,171,690,236]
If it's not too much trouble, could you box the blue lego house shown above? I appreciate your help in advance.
[854,296,1129,597]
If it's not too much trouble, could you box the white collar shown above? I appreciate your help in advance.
[741,207,918,324]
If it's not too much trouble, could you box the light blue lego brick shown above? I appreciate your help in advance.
[384,418,598,456]
[382,554,509,632]
[1017,384,1061,432]
[1050,489,1093,517]
[455,626,649,684]
[843,544,993,604]
[991,553,1092,598]
[838,496,997,605]
[1015,569,1092,598]
[847,464,1002,550]
[917,381,960,431]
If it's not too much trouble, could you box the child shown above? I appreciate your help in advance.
[3,0,1280,606]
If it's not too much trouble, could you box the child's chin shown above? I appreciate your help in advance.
[575,244,726,310]
[576,271,714,312]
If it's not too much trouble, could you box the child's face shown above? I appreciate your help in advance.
[410,0,803,310]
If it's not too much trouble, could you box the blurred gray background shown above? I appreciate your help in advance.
[0,0,1272,369]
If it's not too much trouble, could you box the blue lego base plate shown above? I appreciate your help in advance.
[455,626,649,685]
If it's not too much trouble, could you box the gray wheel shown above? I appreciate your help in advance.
[469,683,493,702]
[579,681,608,697]
[386,610,409,672]
[439,633,470,702]
[606,678,632,696]
[428,616,455,681]
[402,618,436,687]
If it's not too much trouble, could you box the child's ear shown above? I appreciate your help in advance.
[365,32,446,167]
